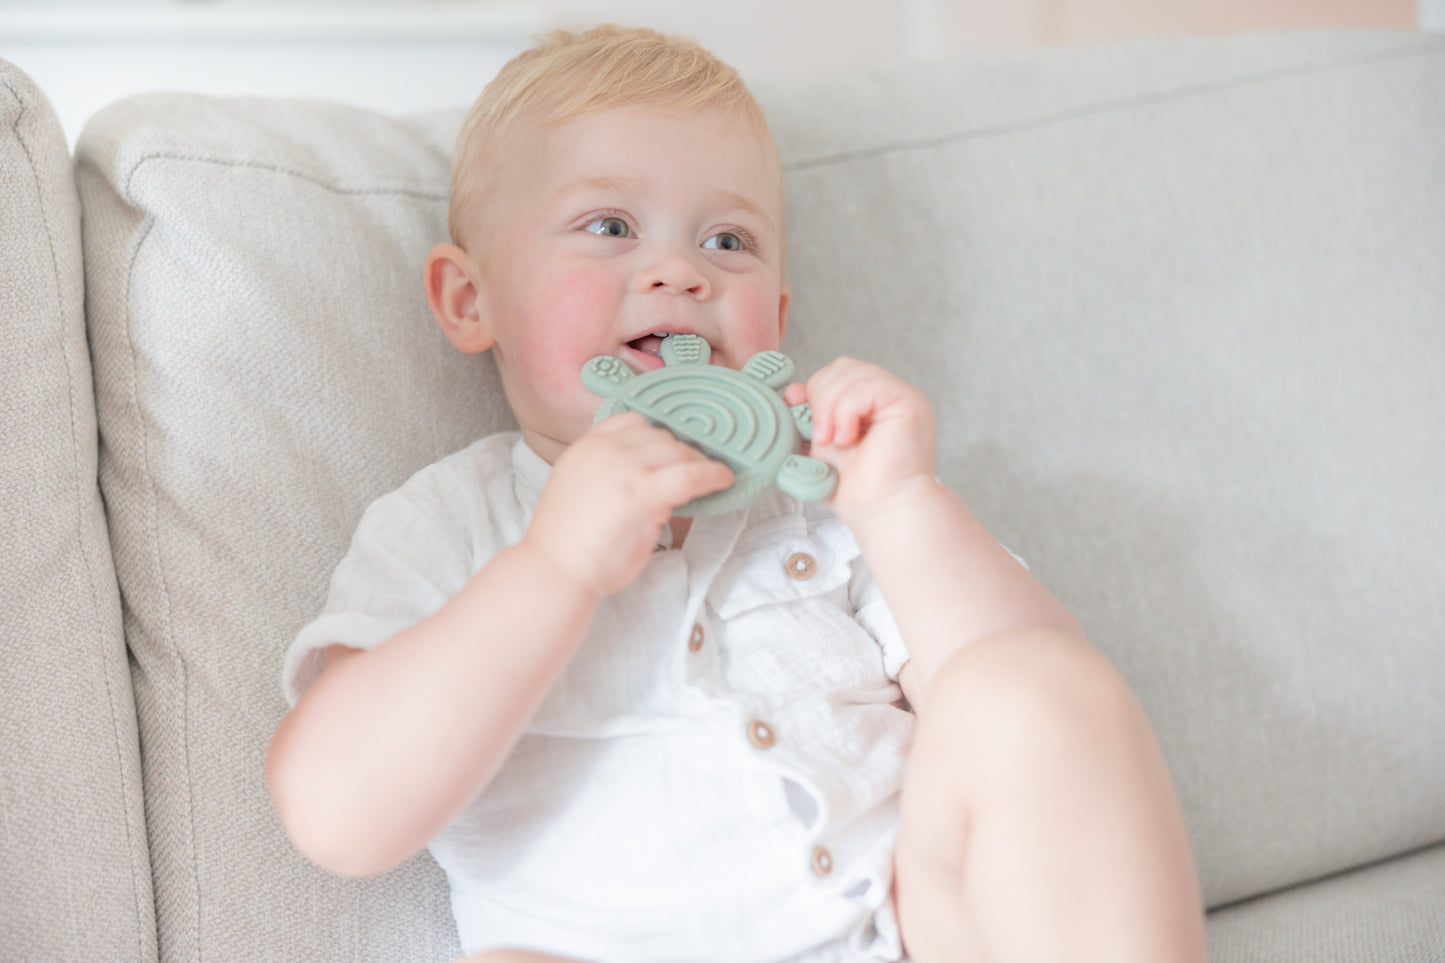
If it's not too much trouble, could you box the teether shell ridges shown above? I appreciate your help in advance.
[582,334,837,515]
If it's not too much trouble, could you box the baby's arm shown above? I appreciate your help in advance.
[788,359,1085,708]
[266,414,731,877]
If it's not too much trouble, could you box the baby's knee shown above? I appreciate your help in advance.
[898,630,1148,863]
[915,628,1145,765]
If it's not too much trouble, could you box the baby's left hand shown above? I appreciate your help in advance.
[785,357,937,527]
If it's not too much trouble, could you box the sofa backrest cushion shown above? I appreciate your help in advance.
[74,29,1445,959]
[75,96,493,961]
[0,59,154,962]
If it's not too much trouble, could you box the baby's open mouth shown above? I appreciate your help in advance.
[627,332,671,357]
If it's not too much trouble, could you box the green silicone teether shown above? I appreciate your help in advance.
[581,335,838,516]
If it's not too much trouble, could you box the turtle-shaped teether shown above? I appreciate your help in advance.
[582,335,837,516]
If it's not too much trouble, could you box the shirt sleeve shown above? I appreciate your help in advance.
[847,543,1029,683]
[281,470,480,706]
[847,555,911,682]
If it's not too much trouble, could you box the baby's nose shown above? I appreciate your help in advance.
[638,253,710,299]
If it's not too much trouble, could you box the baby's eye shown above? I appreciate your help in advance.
[583,216,633,238]
[703,232,746,252]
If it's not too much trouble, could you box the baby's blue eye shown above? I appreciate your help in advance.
[585,216,632,238]
[703,232,745,252]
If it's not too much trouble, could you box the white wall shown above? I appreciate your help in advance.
[1422,0,1445,30]
[0,0,1424,146]
[536,0,1416,76]
[0,2,544,145]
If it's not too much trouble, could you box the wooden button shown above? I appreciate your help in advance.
[688,623,705,652]
[785,552,817,580]
[810,845,834,877]
[747,720,776,749]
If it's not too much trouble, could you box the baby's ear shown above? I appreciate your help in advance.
[776,284,791,344]
[424,243,494,353]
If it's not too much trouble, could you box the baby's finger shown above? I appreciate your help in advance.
[627,429,717,471]
[804,358,866,434]
[827,387,881,447]
[592,415,692,462]
[783,382,808,407]
[591,410,649,434]
[808,362,875,446]
[648,458,734,508]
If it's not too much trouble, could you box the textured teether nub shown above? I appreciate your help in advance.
[742,351,795,388]
[582,355,634,396]
[790,402,814,442]
[661,334,710,366]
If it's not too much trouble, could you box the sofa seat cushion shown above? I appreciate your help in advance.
[1207,843,1445,962]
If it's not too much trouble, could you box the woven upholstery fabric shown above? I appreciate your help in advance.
[1207,844,1445,962]
[0,59,154,962]
[764,29,1445,909]
[75,96,502,961]
[69,29,1445,960]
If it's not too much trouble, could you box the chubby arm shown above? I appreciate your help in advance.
[268,541,595,877]
[789,360,1086,711]
[266,414,731,877]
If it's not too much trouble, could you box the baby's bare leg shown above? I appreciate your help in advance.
[894,629,1207,963]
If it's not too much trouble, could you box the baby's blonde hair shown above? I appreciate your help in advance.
[448,24,776,249]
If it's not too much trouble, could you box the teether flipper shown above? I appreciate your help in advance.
[581,355,635,396]
[777,454,836,502]
[741,350,794,389]
[582,334,838,515]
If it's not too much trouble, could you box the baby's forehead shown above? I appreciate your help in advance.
[528,104,778,184]
[454,101,785,246]
[545,99,775,152]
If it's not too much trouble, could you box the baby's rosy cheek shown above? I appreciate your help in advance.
[529,272,619,388]
[543,268,613,314]
[736,288,786,345]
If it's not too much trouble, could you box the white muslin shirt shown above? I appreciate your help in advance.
[284,432,917,962]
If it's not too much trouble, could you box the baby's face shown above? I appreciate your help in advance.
[466,105,790,463]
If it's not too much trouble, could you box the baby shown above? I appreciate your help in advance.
[267,25,1208,963]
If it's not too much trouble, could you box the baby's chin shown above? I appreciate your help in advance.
[518,422,586,465]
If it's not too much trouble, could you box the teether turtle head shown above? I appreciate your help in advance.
[581,335,837,516]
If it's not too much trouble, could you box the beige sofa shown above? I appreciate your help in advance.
[4,28,1444,962]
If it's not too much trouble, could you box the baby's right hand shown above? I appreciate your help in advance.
[523,412,734,597]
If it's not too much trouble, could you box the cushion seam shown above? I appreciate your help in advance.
[783,41,1442,172]
[123,151,446,201]
[1207,837,1445,914]
[3,74,154,963]
[116,209,198,963]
